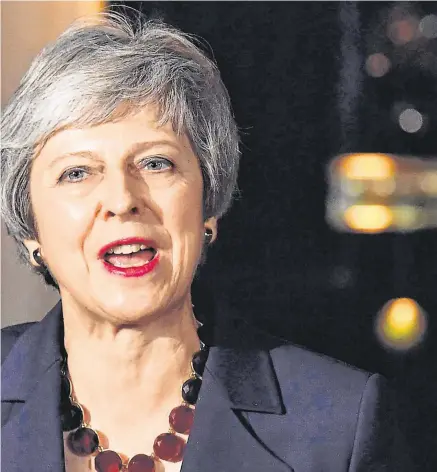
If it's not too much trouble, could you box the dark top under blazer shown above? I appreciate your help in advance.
[2,301,413,472]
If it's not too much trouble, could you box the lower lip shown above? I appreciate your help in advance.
[102,252,160,277]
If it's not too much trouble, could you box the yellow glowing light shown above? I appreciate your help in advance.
[339,153,396,181]
[343,205,393,232]
[376,298,427,350]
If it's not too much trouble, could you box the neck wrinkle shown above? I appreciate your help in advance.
[61,295,202,416]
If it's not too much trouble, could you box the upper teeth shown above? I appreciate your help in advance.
[107,244,149,255]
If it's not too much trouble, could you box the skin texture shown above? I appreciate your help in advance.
[23,106,218,467]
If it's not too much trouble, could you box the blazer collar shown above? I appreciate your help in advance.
[2,301,291,472]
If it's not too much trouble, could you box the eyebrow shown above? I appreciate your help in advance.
[47,140,182,169]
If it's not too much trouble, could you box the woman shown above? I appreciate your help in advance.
[1,12,412,472]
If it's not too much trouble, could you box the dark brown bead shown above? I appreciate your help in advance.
[169,405,195,434]
[153,433,185,462]
[67,427,99,456]
[197,325,212,346]
[61,402,83,431]
[127,454,156,472]
[95,450,123,472]
[181,377,202,405]
[60,375,71,402]
[191,349,208,379]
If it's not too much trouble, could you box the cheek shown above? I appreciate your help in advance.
[164,184,203,229]
[33,193,94,253]
[159,185,204,256]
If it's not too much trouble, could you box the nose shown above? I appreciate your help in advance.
[100,171,144,220]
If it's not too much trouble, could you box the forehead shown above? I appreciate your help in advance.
[36,105,191,160]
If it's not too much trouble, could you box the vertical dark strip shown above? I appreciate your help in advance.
[338,2,363,153]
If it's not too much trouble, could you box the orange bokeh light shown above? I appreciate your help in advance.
[344,205,393,232]
[338,153,396,181]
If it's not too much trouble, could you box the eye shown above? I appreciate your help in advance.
[139,157,173,172]
[58,167,90,183]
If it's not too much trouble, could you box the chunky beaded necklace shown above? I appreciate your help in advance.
[60,340,209,472]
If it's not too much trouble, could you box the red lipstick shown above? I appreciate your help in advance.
[99,237,159,278]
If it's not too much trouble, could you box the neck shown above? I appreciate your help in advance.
[61,295,201,418]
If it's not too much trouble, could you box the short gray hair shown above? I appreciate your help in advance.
[1,11,240,279]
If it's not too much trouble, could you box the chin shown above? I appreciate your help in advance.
[97,298,152,322]
[93,290,171,325]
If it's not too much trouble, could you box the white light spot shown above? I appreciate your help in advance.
[398,108,423,133]
[419,14,437,39]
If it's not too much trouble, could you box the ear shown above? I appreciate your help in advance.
[204,217,218,243]
[23,239,43,267]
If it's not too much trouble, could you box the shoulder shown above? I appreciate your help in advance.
[1,322,37,365]
[227,315,378,412]
[251,343,411,470]
[269,341,383,421]
[271,341,372,392]
[222,313,374,395]
[228,314,374,392]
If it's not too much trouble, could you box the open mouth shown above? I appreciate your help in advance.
[103,243,157,268]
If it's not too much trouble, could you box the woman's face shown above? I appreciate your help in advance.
[27,106,215,323]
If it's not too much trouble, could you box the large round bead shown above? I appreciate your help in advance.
[191,350,208,379]
[127,454,156,472]
[181,378,202,405]
[67,427,99,456]
[61,402,83,431]
[169,405,195,434]
[95,450,123,472]
[153,433,185,462]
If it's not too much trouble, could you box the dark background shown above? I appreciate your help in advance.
[111,2,436,469]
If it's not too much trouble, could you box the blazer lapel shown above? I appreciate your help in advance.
[2,363,65,472]
[182,347,294,472]
[2,302,65,472]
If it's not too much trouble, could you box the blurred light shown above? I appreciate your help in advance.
[419,14,437,39]
[398,108,423,133]
[339,153,396,180]
[341,180,365,196]
[392,205,418,230]
[327,153,437,233]
[371,179,396,196]
[420,172,437,196]
[387,18,418,45]
[365,53,391,78]
[343,205,393,232]
[376,298,427,351]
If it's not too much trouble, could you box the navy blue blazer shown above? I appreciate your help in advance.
[2,301,413,471]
